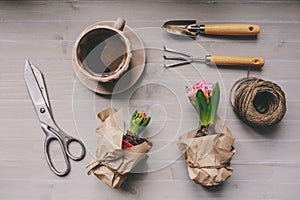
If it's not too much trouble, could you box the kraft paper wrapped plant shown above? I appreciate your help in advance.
[87,108,152,188]
[177,80,236,186]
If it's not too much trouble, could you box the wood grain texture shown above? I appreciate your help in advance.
[208,55,265,67]
[0,0,299,199]
[204,24,260,35]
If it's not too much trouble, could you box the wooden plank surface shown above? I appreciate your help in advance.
[0,0,299,199]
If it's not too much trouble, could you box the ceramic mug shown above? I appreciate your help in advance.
[73,18,132,83]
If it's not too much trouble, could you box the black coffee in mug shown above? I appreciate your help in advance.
[77,28,127,77]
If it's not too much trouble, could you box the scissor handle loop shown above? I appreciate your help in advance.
[64,134,86,161]
[44,136,71,177]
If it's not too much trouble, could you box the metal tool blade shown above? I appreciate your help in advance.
[162,20,199,37]
[31,64,50,109]
[24,60,54,125]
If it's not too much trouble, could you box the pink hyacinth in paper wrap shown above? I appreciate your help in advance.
[178,80,235,186]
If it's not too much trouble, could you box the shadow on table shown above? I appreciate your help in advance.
[235,118,286,141]
[200,34,258,41]
[202,181,228,193]
[120,158,149,194]
[252,123,283,138]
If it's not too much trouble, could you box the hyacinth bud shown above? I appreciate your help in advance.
[128,110,151,137]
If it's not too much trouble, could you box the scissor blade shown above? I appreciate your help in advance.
[32,64,50,109]
[24,60,53,125]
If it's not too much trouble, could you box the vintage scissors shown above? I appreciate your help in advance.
[24,60,86,176]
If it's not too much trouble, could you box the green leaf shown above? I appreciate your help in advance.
[196,90,209,126]
[129,112,135,129]
[131,110,138,121]
[137,117,144,126]
[129,110,138,134]
[188,96,199,113]
[207,96,212,123]
[141,116,151,126]
[208,82,220,124]
[129,116,151,136]
[129,122,140,135]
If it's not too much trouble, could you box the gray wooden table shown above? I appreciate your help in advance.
[1,1,299,199]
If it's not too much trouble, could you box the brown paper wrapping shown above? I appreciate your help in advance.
[177,117,235,186]
[87,107,152,188]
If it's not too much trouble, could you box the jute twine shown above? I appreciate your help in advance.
[230,77,286,127]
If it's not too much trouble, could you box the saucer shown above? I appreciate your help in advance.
[72,21,146,95]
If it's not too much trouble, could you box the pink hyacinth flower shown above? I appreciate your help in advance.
[186,80,214,100]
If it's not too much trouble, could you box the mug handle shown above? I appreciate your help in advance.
[113,17,126,31]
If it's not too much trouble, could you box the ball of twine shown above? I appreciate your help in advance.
[230,77,286,128]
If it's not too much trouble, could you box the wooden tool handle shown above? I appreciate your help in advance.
[204,24,260,35]
[207,55,264,68]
